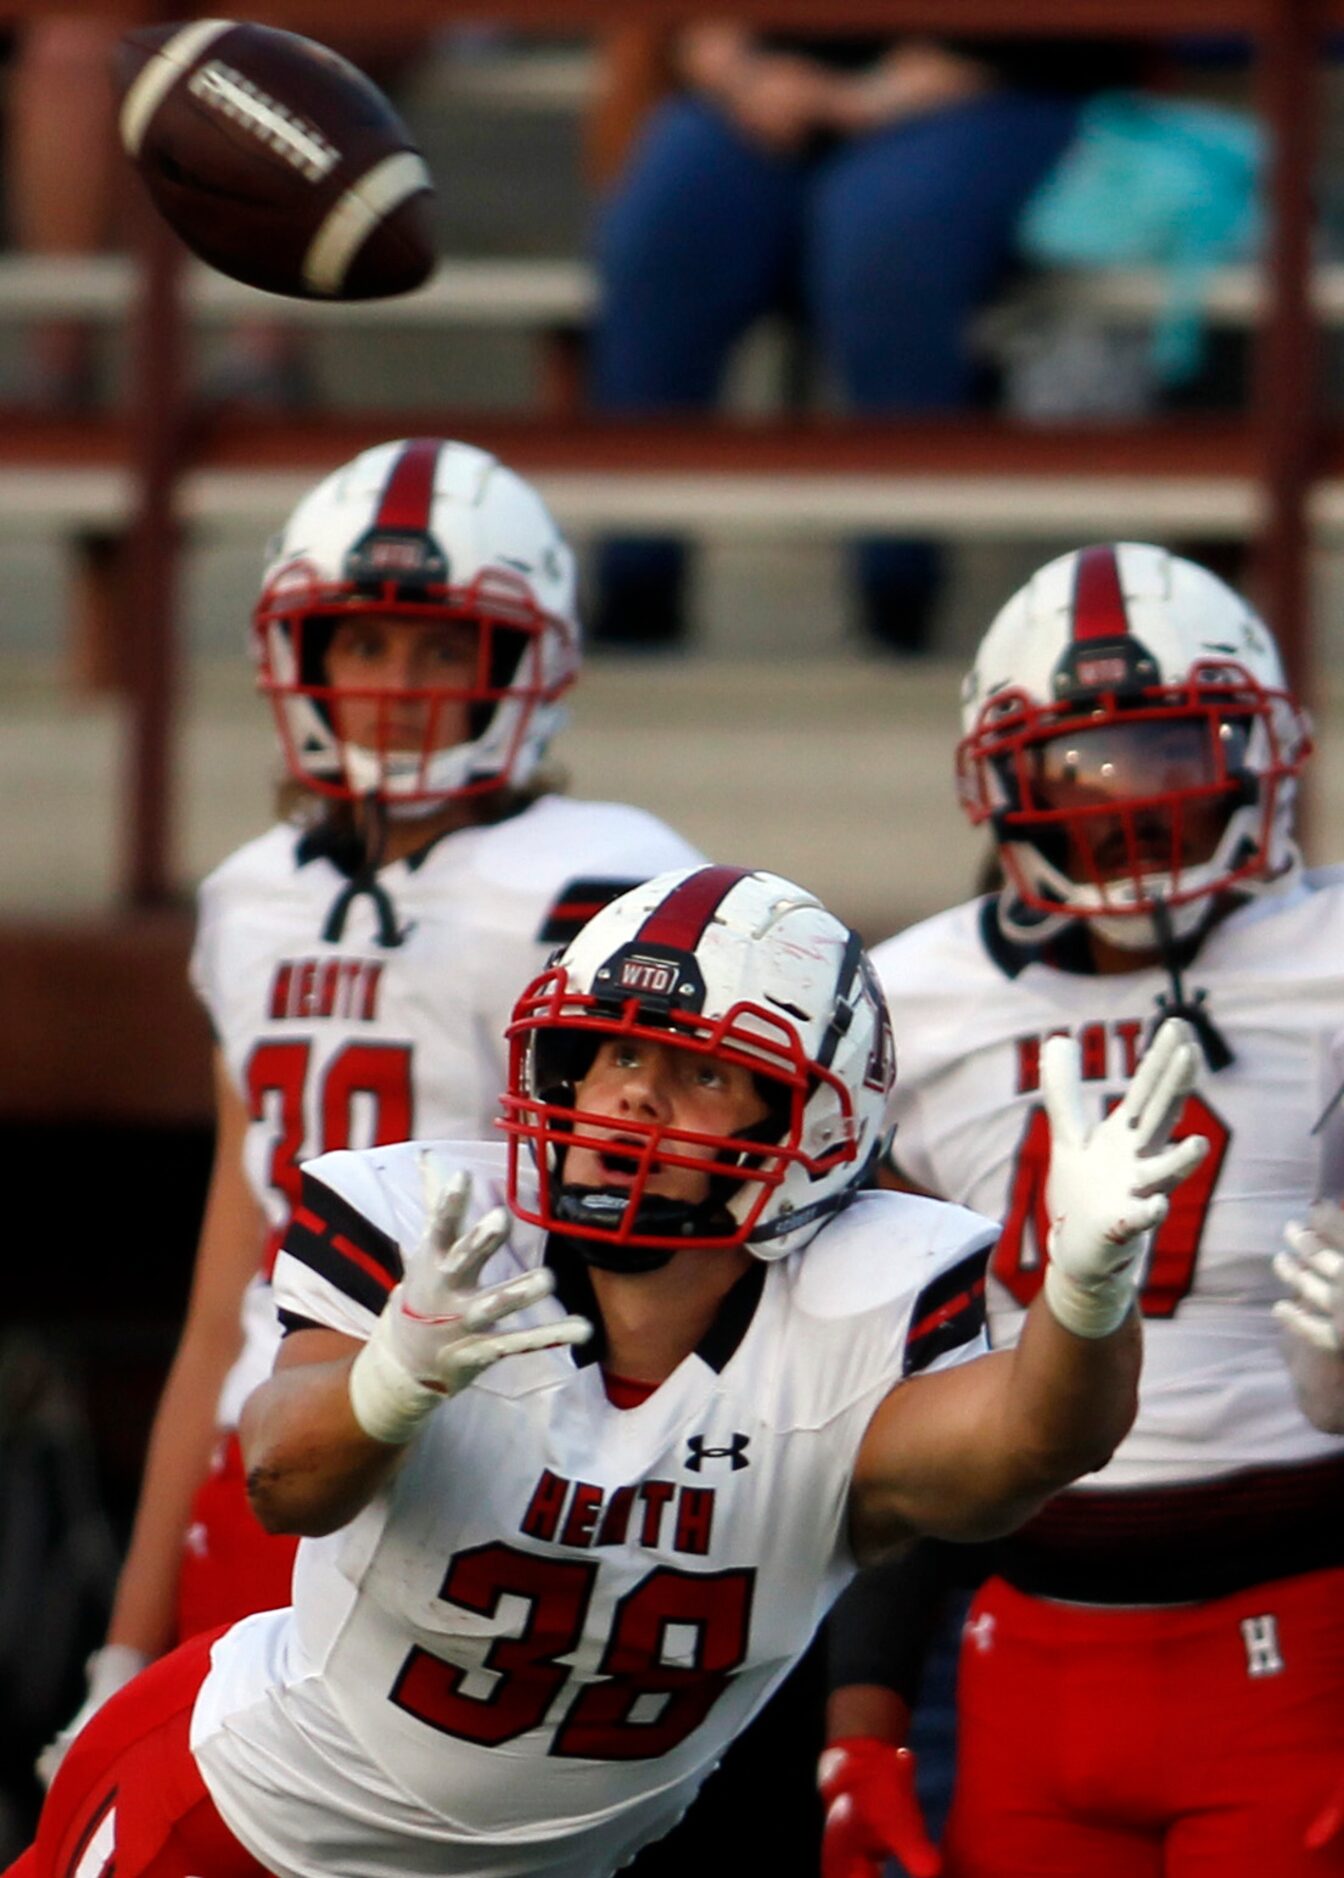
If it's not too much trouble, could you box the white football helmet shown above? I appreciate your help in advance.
[501,866,897,1264]
[252,437,579,814]
[957,543,1311,947]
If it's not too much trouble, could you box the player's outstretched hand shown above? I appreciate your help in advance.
[35,1644,149,1787]
[818,1736,941,1878]
[1041,1017,1208,1338]
[349,1156,591,1444]
[1274,1202,1344,1354]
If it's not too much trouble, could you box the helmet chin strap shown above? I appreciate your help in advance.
[1150,896,1235,1072]
[320,794,408,948]
[552,1185,739,1272]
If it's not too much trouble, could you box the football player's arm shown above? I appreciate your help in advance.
[239,1323,409,1537]
[105,1054,266,1656]
[849,1019,1206,1556]
[849,1304,1141,1554]
[818,1545,966,1878]
[241,1163,590,1536]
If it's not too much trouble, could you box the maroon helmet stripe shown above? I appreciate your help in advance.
[1072,545,1130,641]
[374,438,441,531]
[635,865,751,952]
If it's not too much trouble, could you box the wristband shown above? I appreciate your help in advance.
[1043,1261,1134,1340]
[348,1330,440,1445]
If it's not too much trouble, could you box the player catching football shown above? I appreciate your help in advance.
[10,865,1204,1878]
[821,544,1344,1878]
[36,437,703,1780]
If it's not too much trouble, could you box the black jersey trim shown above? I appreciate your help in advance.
[538,877,647,945]
[543,1234,765,1375]
[278,1310,323,1337]
[978,894,1096,980]
[903,1243,990,1377]
[284,1169,403,1316]
[697,1260,766,1373]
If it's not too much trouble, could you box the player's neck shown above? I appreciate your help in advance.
[373,800,481,865]
[589,1247,754,1386]
[1084,928,1163,975]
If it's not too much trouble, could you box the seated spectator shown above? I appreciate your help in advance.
[586,25,1136,653]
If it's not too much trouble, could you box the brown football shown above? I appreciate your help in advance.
[116,20,437,299]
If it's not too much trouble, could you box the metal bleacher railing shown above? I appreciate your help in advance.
[0,0,1334,1126]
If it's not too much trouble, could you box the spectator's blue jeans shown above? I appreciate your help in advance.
[589,89,1080,645]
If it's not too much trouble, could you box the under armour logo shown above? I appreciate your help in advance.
[685,1432,750,1472]
[964,1612,996,1654]
[1240,1613,1285,1677]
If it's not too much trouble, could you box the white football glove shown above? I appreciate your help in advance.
[1274,1203,1344,1354]
[35,1643,149,1787]
[349,1156,592,1445]
[1041,1016,1209,1338]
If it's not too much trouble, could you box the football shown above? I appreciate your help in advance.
[116,20,437,299]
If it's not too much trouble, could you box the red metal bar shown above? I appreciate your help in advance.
[1251,0,1324,705]
[122,189,184,909]
[26,1,1344,30]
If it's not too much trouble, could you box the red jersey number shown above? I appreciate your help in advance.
[391,1543,755,1759]
[993,1092,1229,1319]
[246,1039,414,1272]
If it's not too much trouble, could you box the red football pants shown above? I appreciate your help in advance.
[5,1628,271,1878]
[176,1433,298,1644]
[942,1568,1344,1877]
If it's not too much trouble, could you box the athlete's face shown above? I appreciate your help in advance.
[1023,714,1243,886]
[564,1037,771,1205]
[323,613,478,754]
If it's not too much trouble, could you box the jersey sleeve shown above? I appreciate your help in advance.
[271,1151,407,1342]
[901,1234,992,1377]
[790,1194,996,1427]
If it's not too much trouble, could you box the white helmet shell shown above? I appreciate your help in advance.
[957,542,1311,946]
[502,865,897,1260]
[253,437,580,812]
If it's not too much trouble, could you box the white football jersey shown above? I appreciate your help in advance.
[190,796,703,1424]
[190,1139,994,1878]
[871,873,1344,1496]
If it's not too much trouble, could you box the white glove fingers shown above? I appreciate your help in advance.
[1307,1199,1344,1251]
[418,1156,471,1249]
[1040,1034,1087,1148]
[463,1267,557,1331]
[1119,1191,1168,1241]
[1283,1219,1318,1262]
[466,1316,593,1367]
[1304,1243,1344,1283]
[1273,1296,1343,1351]
[1274,1249,1342,1316]
[1130,1133,1208,1198]
[1122,1022,1198,1146]
[440,1206,511,1288]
